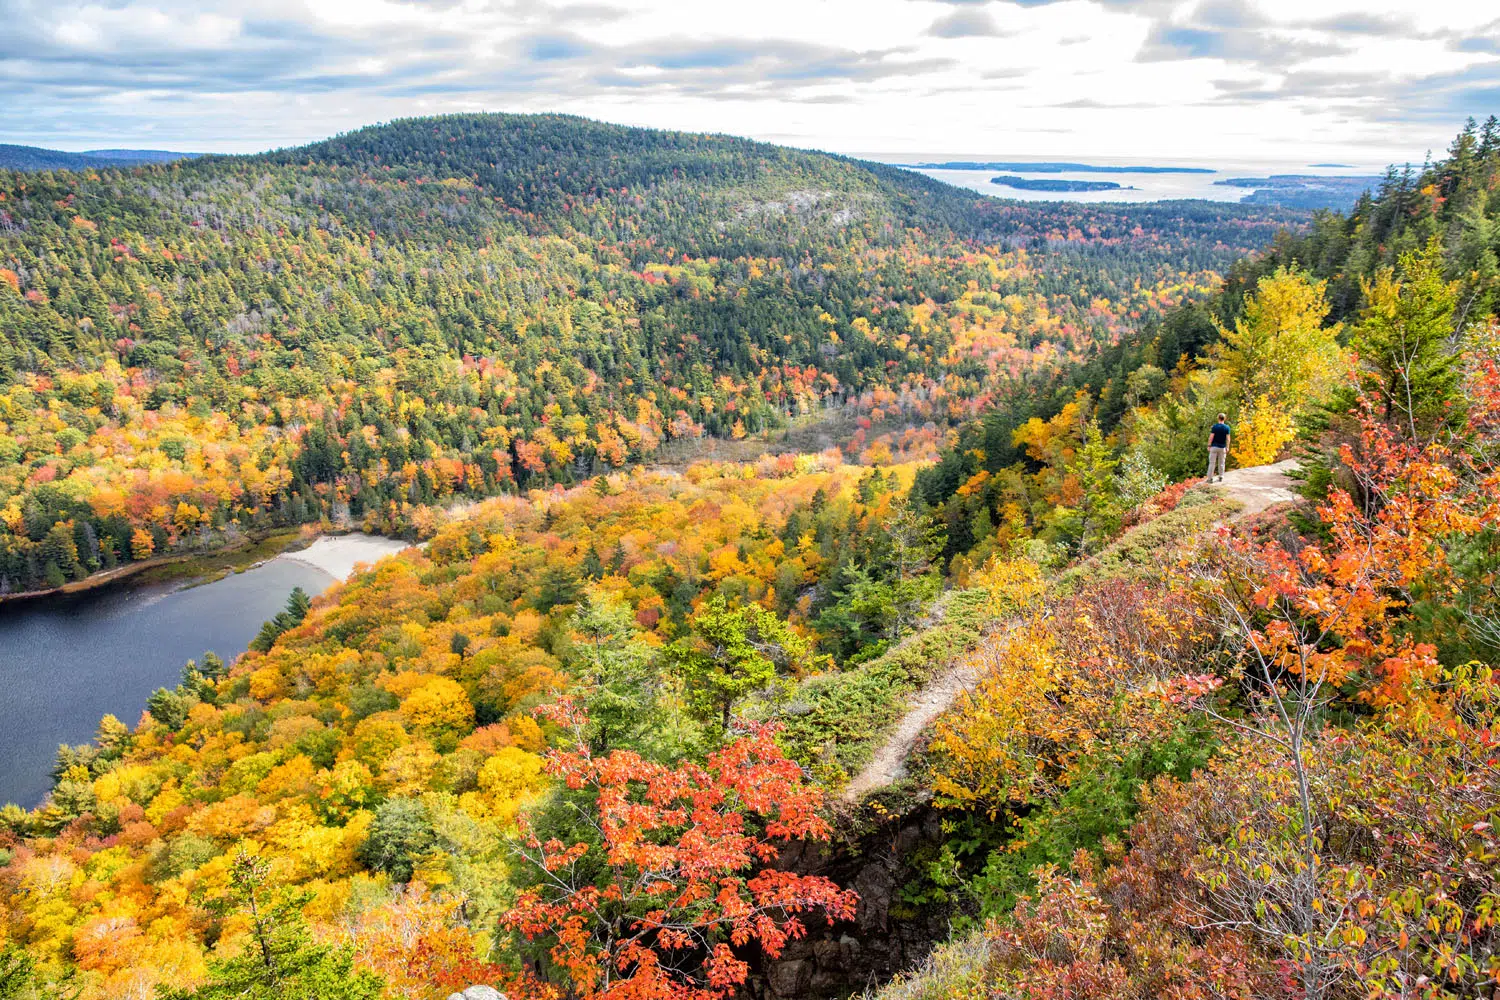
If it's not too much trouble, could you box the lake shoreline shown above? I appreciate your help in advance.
[0,552,202,605]
[0,529,411,609]
[270,533,414,582]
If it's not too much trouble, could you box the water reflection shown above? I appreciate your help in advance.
[0,558,337,808]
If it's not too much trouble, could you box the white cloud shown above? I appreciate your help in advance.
[2,0,1496,161]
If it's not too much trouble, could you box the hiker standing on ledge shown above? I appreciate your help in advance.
[1207,412,1231,483]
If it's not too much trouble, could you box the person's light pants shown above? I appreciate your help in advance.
[1207,446,1227,480]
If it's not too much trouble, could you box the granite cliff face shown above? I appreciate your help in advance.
[749,803,954,999]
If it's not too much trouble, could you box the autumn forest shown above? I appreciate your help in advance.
[1,112,1499,1000]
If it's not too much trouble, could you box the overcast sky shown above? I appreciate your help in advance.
[4,0,1497,163]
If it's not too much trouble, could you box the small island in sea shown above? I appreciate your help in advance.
[919,160,1214,174]
[991,174,1130,192]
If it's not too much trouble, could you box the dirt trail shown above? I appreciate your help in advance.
[839,461,1300,803]
[840,656,986,802]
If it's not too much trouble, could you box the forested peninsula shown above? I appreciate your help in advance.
[916,160,1214,173]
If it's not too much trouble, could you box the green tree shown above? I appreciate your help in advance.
[285,586,312,620]
[160,852,383,1000]
[1116,450,1168,512]
[1,945,79,1000]
[670,596,807,731]
[0,949,28,1000]
[1054,422,1121,553]
[1,947,36,1000]
[530,563,582,612]
[356,798,436,883]
[146,687,191,731]
[1352,238,1462,441]
[249,587,314,653]
[567,586,656,751]
[882,494,943,584]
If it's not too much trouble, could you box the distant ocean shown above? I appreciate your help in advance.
[866,152,1393,205]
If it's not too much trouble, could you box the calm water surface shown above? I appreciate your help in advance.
[869,153,1390,204]
[0,558,337,808]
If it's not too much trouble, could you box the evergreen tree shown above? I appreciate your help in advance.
[249,587,315,653]
[1056,422,1122,554]
[567,587,657,751]
[669,596,807,732]
[1352,238,1462,442]
[159,852,383,1000]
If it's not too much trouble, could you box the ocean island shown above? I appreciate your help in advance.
[991,174,1130,192]
[920,160,1215,174]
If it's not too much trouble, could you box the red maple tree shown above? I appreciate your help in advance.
[502,699,858,1000]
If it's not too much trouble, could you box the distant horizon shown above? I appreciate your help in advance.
[4,121,1416,176]
[1,129,1450,169]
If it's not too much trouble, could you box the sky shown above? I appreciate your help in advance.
[3,0,1497,164]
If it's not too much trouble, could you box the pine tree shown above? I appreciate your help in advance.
[160,852,383,1000]
[1479,114,1499,158]
[1056,422,1121,554]
[1352,238,1462,442]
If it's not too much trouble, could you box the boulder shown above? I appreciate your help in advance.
[445,987,506,1000]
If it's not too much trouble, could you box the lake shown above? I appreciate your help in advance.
[0,534,410,809]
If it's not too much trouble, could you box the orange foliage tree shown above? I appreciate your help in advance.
[502,700,857,1000]
[1161,350,1500,999]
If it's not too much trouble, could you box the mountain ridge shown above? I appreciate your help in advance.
[0,144,197,172]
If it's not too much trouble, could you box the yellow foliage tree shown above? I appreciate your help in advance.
[459,746,549,827]
[1210,267,1343,417]
[130,527,156,560]
[399,677,474,736]
[1232,393,1296,467]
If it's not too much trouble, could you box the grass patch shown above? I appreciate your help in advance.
[1060,486,1241,588]
[774,588,997,786]
[863,928,991,1000]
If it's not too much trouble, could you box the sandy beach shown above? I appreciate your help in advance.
[279,533,413,581]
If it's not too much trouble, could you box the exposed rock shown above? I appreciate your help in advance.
[751,807,957,997]
[812,937,846,970]
[852,861,894,934]
[766,958,814,997]
[446,987,506,1000]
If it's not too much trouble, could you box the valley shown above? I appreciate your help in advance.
[0,112,1498,1000]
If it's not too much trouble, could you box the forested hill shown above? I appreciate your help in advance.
[0,113,1297,594]
[259,113,969,250]
[0,146,195,172]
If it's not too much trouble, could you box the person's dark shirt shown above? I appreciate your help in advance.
[1210,422,1231,448]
